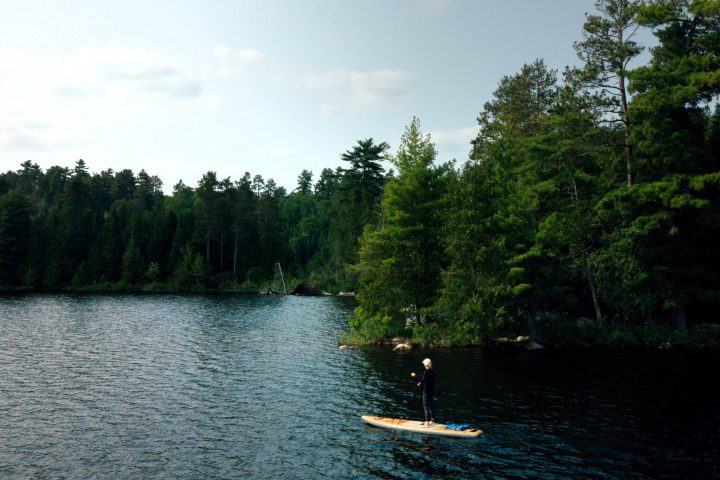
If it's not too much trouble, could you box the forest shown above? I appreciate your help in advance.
[1,0,719,346]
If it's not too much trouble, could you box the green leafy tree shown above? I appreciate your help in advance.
[145,261,161,283]
[573,0,643,185]
[591,0,720,330]
[439,60,560,341]
[256,178,287,275]
[122,234,145,285]
[217,176,235,272]
[173,243,196,289]
[196,171,222,267]
[98,204,126,282]
[282,170,324,275]
[354,118,454,336]
[0,189,33,285]
[296,170,313,194]
[47,168,94,285]
[252,174,265,197]
[191,253,210,287]
[167,180,195,275]
[231,173,259,279]
[328,139,389,289]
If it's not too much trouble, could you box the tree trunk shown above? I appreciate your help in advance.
[220,232,224,271]
[233,227,239,278]
[276,262,287,294]
[674,305,688,334]
[587,269,603,326]
[206,233,210,264]
[527,310,538,342]
[618,67,633,186]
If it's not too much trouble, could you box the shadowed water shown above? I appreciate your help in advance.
[0,294,718,479]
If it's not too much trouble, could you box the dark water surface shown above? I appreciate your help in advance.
[1,294,718,479]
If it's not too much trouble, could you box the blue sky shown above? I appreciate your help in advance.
[0,0,653,192]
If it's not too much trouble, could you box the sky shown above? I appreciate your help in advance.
[0,0,654,193]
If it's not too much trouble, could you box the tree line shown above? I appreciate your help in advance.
[1,0,718,346]
[0,138,390,294]
[350,0,720,345]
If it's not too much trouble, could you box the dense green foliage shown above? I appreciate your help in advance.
[350,0,720,346]
[352,118,455,339]
[0,139,390,293]
[2,0,718,347]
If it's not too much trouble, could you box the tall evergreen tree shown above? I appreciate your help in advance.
[196,171,222,266]
[328,139,389,289]
[122,233,144,285]
[440,60,560,341]
[231,173,259,280]
[354,119,453,336]
[0,189,33,285]
[595,0,720,330]
[574,0,643,185]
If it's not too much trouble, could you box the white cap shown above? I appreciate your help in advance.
[422,358,432,366]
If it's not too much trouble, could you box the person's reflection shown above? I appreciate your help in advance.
[420,436,433,454]
[388,436,436,475]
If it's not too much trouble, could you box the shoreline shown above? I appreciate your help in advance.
[5,289,718,349]
[0,285,356,297]
[339,326,720,350]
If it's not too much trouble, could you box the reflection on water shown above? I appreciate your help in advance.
[0,294,718,479]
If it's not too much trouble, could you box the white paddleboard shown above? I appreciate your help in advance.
[361,415,482,438]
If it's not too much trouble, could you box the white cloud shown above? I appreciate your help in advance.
[298,69,350,92]
[0,46,220,156]
[351,69,417,106]
[319,103,340,116]
[296,67,418,113]
[2,133,55,152]
[0,123,88,154]
[426,126,478,162]
[429,126,477,145]
[210,45,265,79]
[136,75,203,98]
[0,46,204,103]
[0,95,91,155]
[77,46,203,99]
[267,145,299,159]
[213,45,265,63]
[54,85,88,98]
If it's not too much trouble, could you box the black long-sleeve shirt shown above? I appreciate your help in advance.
[419,369,435,396]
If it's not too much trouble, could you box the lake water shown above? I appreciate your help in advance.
[0,294,718,479]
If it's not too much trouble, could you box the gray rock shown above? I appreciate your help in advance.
[576,317,596,328]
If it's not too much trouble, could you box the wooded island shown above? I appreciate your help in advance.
[1,1,718,347]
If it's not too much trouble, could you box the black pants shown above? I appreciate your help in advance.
[422,393,434,422]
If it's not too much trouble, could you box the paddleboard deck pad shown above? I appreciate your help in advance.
[361,415,482,438]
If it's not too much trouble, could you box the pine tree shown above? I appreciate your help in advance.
[0,189,33,285]
[354,118,454,336]
[592,0,720,329]
[573,0,643,185]
[327,138,390,289]
[122,234,144,285]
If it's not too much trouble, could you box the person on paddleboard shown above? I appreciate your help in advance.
[411,358,435,427]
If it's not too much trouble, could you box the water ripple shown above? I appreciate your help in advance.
[1,294,719,479]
